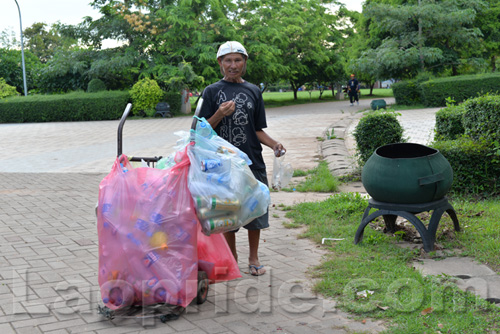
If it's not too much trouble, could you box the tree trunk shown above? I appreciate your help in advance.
[492,55,497,72]
[369,82,375,96]
[290,81,298,100]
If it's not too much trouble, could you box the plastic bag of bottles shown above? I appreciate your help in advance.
[272,154,293,190]
[188,118,271,235]
[158,117,271,236]
[97,149,199,310]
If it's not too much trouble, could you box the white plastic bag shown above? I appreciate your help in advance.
[272,154,293,190]
[158,117,271,236]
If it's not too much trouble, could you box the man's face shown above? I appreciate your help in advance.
[218,53,246,81]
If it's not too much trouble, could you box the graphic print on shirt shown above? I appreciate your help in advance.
[216,89,251,147]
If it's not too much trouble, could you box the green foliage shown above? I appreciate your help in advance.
[164,91,182,115]
[0,91,130,123]
[353,110,405,165]
[392,80,423,106]
[23,22,78,63]
[363,0,484,79]
[87,78,107,93]
[462,94,500,143]
[130,78,164,116]
[37,47,143,93]
[0,47,42,94]
[0,78,18,99]
[434,104,466,140]
[420,73,500,107]
[432,138,500,195]
[392,73,435,105]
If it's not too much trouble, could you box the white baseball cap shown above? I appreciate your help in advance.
[216,41,248,59]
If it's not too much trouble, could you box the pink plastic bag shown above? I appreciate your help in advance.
[197,224,241,283]
[97,151,199,310]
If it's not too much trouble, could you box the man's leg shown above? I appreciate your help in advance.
[248,229,266,275]
[224,232,238,262]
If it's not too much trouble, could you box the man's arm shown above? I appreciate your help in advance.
[256,130,286,157]
[205,100,236,129]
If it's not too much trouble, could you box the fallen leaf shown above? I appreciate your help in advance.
[421,307,434,315]
[438,323,444,328]
[362,319,366,324]
[376,305,389,311]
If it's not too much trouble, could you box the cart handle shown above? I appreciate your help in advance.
[117,103,133,157]
[190,97,204,131]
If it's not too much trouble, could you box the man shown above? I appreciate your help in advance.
[199,41,286,276]
[347,73,360,106]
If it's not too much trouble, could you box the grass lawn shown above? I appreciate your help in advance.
[190,88,394,109]
[281,176,500,333]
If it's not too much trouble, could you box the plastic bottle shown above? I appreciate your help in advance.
[197,121,213,138]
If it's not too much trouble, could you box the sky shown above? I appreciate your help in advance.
[1,0,364,34]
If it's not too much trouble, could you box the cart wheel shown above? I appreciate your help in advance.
[196,271,209,304]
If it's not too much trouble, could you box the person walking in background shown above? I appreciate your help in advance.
[348,73,360,106]
[199,41,286,276]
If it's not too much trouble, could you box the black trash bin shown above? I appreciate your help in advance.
[154,102,172,118]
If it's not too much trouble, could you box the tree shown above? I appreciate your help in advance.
[363,0,485,79]
[0,48,41,94]
[235,0,343,99]
[37,46,145,93]
[23,22,78,63]
[474,0,500,71]
[0,28,19,49]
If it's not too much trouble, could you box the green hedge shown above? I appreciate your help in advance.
[0,91,130,123]
[353,110,405,165]
[420,73,500,107]
[462,94,500,143]
[434,104,466,141]
[433,138,500,195]
[164,91,182,115]
[87,78,107,93]
[392,80,422,106]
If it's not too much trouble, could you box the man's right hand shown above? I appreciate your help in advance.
[217,100,235,117]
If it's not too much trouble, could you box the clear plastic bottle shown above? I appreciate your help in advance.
[197,121,213,138]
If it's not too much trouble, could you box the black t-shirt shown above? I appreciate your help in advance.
[199,80,267,170]
[348,79,359,93]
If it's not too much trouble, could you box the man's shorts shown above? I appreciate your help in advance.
[232,168,270,232]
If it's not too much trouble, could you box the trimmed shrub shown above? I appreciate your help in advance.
[164,91,182,115]
[434,104,466,141]
[130,78,164,116]
[0,78,18,99]
[433,138,500,195]
[87,78,107,93]
[353,110,405,165]
[420,73,500,107]
[392,80,422,106]
[0,91,130,123]
[462,94,500,143]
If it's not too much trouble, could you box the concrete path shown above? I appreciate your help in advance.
[0,96,498,334]
[0,98,386,334]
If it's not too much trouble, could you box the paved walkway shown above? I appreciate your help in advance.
[0,97,497,333]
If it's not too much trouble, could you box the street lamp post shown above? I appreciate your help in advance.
[14,0,28,96]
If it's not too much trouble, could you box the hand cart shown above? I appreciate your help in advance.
[97,102,209,323]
